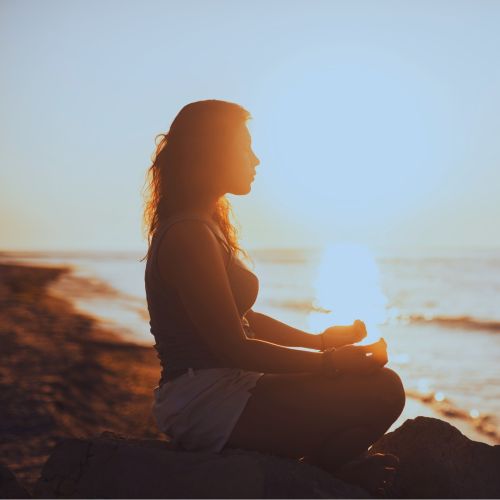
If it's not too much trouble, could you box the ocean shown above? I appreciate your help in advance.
[2,244,499,445]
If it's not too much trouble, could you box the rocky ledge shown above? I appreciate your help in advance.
[1,416,499,499]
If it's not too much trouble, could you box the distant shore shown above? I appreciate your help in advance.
[0,260,496,495]
[0,261,165,495]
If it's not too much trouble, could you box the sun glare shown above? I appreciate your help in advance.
[308,243,387,344]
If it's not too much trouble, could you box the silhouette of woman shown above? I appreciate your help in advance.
[141,99,405,496]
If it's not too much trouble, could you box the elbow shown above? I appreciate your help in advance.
[217,337,248,368]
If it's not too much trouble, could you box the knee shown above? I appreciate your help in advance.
[372,367,406,420]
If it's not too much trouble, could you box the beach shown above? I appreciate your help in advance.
[0,257,497,495]
[0,262,165,495]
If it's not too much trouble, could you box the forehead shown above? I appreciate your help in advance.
[236,124,251,143]
[220,122,251,146]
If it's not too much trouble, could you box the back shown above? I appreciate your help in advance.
[144,213,259,386]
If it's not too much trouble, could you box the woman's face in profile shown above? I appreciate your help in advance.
[218,123,260,195]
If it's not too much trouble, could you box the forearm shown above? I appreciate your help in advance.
[246,311,323,350]
[230,337,324,373]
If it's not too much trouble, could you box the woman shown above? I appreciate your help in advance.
[141,99,405,497]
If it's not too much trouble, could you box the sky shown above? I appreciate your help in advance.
[1,0,500,254]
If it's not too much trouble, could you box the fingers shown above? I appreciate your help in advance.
[333,343,388,375]
[377,349,388,366]
[364,350,388,371]
[353,320,367,340]
[375,340,388,365]
[353,348,384,374]
[362,338,386,354]
[365,346,388,364]
[361,339,381,350]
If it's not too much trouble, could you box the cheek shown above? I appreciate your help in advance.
[225,152,248,175]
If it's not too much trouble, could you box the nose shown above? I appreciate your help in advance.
[253,152,260,167]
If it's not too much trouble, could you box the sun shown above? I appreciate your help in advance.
[308,242,388,344]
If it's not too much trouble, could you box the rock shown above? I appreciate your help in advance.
[0,462,32,499]
[370,416,500,498]
[27,417,500,498]
[33,431,369,498]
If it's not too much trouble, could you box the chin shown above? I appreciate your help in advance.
[242,184,253,195]
[229,182,252,195]
[230,186,252,195]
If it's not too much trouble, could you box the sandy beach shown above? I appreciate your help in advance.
[0,260,495,496]
[0,262,166,495]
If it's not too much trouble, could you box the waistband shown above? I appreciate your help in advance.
[164,367,194,382]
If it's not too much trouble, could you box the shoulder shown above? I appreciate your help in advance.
[157,219,226,283]
[162,218,216,244]
[158,219,220,262]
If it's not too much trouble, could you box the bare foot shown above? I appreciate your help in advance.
[332,452,400,497]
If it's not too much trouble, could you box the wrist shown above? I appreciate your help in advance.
[320,347,339,377]
[320,332,326,351]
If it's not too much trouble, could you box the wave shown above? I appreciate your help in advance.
[403,314,500,333]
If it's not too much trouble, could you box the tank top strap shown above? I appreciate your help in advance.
[153,213,233,270]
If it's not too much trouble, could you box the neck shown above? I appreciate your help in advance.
[175,196,220,219]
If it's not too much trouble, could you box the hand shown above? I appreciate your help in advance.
[321,320,367,350]
[361,338,388,367]
[321,338,388,377]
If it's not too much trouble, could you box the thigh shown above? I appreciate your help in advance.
[225,367,405,459]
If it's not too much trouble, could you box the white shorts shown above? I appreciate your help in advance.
[152,367,265,453]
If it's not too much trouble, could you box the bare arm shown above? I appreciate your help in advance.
[233,336,324,373]
[158,220,324,374]
[244,309,323,351]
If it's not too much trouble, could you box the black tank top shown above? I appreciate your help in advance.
[144,213,259,387]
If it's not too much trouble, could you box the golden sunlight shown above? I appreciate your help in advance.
[308,243,387,344]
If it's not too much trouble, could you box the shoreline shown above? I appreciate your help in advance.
[0,261,166,495]
[0,260,497,495]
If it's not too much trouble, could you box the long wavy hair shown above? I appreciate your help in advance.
[140,99,253,265]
